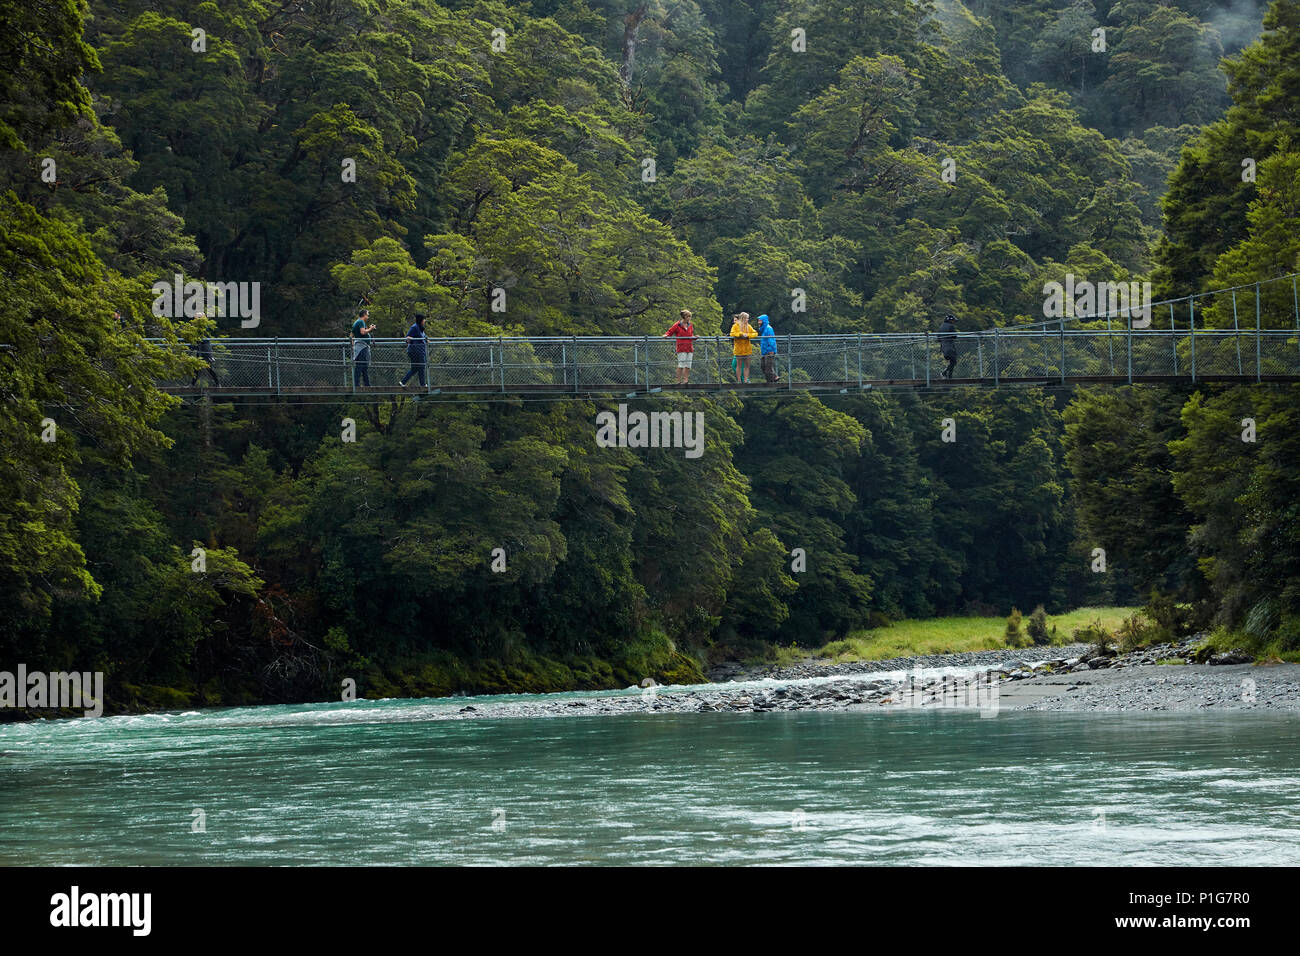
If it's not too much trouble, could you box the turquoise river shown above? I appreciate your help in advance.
[2,686,1299,865]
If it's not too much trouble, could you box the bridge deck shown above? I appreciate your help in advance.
[161,330,1300,400]
[160,375,1300,400]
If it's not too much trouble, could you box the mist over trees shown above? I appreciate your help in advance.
[2,0,1297,708]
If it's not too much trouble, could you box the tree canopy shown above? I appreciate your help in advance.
[4,0,1299,708]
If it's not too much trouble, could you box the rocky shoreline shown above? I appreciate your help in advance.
[441,637,1300,719]
[706,641,1097,683]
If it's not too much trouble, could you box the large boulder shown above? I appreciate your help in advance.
[1208,652,1254,666]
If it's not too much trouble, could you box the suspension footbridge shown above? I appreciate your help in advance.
[159,277,1300,400]
[161,327,1300,400]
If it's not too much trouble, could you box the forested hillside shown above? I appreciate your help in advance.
[3,0,1298,710]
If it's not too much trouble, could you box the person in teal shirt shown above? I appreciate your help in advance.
[351,309,376,387]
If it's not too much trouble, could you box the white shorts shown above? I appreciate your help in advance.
[677,352,693,368]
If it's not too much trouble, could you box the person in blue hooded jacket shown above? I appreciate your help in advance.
[757,314,780,382]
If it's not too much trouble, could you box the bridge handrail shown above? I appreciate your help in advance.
[143,272,1300,343]
[150,327,1300,347]
[998,270,1300,332]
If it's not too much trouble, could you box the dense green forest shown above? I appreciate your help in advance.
[2,0,1299,710]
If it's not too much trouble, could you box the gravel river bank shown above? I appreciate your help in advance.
[438,638,1300,719]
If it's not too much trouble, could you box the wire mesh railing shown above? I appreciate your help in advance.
[157,325,1300,397]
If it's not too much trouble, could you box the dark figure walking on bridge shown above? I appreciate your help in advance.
[400,314,428,387]
[351,309,376,387]
[938,312,958,380]
[190,313,220,386]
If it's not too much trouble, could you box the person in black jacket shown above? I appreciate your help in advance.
[190,312,220,387]
[938,312,958,380]
[400,313,428,387]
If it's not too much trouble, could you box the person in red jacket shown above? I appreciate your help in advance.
[664,309,696,384]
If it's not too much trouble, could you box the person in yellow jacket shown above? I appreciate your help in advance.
[730,311,758,382]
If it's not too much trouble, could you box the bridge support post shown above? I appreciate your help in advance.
[1294,276,1300,368]
[633,342,639,389]
[1127,314,1133,384]
[1232,289,1243,375]
[1256,282,1262,382]
[857,333,863,388]
[924,331,931,386]
[274,338,281,395]
[1170,304,1177,376]
[786,334,793,390]
[1189,297,1196,382]
[1107,313,1114,374]
[1059,319,1066,385]
[644,336,651,391]
[993,327,999,386]
[977,334,983,379]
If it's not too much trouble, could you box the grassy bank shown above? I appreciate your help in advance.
[1198,628,1300,664]
[773,607,1141,667]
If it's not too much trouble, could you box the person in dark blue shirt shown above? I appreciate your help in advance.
[400,313,428,387]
